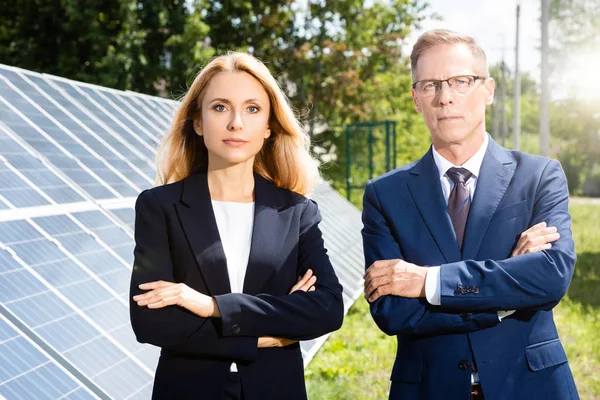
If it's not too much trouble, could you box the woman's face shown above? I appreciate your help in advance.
[194,71,272,169]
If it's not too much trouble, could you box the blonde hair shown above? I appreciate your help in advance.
[156,52,319,196]
[410,29,489,81]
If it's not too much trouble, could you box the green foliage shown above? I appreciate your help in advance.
[306,203,600,399]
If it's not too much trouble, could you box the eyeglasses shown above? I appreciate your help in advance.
[412,75,487,97]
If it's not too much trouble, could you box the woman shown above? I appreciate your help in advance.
[129,52,344,400]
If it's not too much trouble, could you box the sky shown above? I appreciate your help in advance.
[407,0,542,79]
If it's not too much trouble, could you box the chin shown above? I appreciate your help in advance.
[436,127,479,145]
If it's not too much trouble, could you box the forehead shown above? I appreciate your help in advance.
[414,43,482,80]
[203,71,269,102]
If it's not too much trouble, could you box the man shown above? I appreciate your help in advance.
[362,30,578,400]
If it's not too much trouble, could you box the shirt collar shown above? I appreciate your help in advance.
[432,133,489,180]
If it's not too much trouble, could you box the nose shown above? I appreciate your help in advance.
[436,81,454,106]
[227,112,243,131]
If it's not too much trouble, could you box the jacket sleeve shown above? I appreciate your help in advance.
[129,189,258,361]
[362,180,500,337]
[213,199,344,341]
[438,159,576,312]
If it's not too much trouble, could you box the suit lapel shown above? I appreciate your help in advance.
[175,171,231,296]
[461,139,516,260]
[243,174,290,295]
[407,149,462,263]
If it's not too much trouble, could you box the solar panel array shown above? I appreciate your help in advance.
[0,64,365,399]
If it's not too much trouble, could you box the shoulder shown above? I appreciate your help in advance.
[367,158,421,191]
[135,179,184,208]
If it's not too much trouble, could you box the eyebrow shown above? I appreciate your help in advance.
[208,98,266,105]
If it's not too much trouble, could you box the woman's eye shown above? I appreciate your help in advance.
[248,106,259,113]
[214,104,226,112]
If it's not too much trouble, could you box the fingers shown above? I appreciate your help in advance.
[364,275,391,300]
[524,243,552,254]
[138,280,171,290]
[297,275,317,292]
[289,269,313,293]
[366,283,391,303]
[135,288,179,306]
[147,295,179,308]
[363,259,400,280]
[512,224,559,257]
[289,270,317,294]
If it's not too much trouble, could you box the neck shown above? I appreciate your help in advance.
[207,159,255,202]
[433,131,486,166]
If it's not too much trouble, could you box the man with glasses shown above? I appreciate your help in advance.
[362,29,578,400]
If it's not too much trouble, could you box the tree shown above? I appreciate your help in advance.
[201,0,432,196]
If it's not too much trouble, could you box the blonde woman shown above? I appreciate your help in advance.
[129,52,344,400]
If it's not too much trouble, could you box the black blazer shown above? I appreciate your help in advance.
[129,171,344,400]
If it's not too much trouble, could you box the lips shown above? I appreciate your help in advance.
[438,116,462,121]
[223,138,248,147]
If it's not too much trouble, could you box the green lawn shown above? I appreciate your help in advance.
[305,203,600,399]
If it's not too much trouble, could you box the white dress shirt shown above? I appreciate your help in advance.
[212,200,255,372]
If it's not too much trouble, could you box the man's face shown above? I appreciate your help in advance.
[411,43,495,150]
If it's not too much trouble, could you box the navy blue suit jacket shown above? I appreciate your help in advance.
[362,138,579,400]
[130,171,344,400]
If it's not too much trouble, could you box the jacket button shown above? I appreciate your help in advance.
[458,360,470,371]
[232,324,241,335]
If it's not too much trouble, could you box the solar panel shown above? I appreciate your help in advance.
[0,63,365,398]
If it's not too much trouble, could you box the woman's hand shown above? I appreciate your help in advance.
[133,281,220,318]
[257,336,298,348]
[255,270,317,348]
[289,269,317,294]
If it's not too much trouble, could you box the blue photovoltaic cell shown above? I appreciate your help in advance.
[109,207,135,232]
[72,211,135,265]
[128,95,171,131]
[47,78,157,161]
[0,161,50,208]
[0,316,97,400]
[0,222,153,398]
[0,71,138,197]
[0,124,85,205]
[0,78,118,200]
[101,91,164,140]
[22,74,154,190]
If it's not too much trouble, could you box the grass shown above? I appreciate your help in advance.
[305,203,600,400]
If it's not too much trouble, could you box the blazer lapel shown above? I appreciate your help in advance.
[461,139,516,260]
[242,174,291,295]
[407,149,462,263]
[174,171,231,296]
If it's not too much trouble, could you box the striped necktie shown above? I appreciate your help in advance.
[446,167,473,248]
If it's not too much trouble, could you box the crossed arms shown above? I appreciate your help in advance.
[362,160,576,337]
[129,190,343,362]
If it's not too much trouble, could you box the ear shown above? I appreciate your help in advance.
[411,88,422,113]
[193,119,203,136]
[264,127,271,139]
[485,77,496,106]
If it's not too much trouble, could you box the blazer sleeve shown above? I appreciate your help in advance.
[213,199,344,341]
[362,180,501,337]
[438,159,576,312]
[129,189,258,361]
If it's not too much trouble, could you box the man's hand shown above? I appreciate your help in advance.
[133,281,220,318]
[511,222,560,257]
[363,259,428,303]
